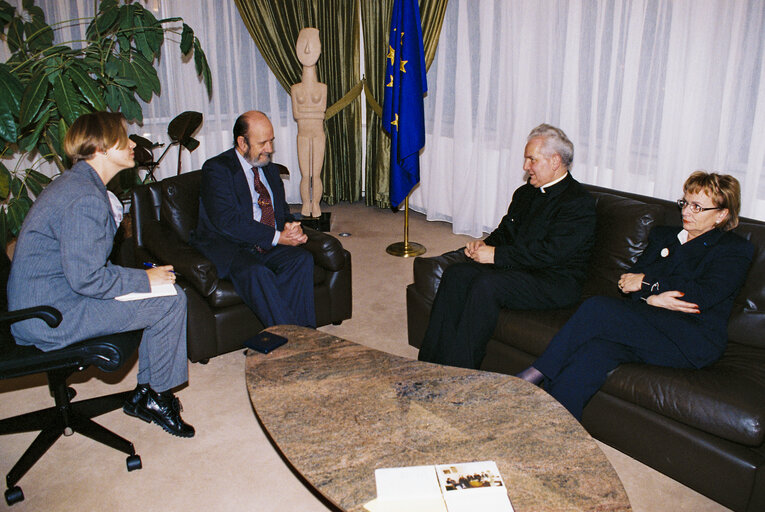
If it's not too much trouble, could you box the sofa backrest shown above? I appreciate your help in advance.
[131,170,202,249]
[160,171,201,243]
[583,184,765,350]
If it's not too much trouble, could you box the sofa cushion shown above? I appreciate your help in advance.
[493,307,578,357]
[602,342,765,446]
[582,192,663,298]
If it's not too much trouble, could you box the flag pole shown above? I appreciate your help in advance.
[386,195,426,257]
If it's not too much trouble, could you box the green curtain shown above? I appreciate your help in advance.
[360,0,448,207]
[233,0,362,205]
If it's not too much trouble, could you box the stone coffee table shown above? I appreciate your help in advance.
[245,325,631,512]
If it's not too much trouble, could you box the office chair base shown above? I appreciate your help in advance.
[0,389,141,505]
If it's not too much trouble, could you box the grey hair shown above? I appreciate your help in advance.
[527,123,574,170]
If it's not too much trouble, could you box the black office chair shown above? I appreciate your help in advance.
[0,251,143,506]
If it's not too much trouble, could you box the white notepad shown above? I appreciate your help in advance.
[115,283,177,301]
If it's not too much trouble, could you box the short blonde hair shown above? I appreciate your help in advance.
[684,170,742,231]
[64,111,129,163]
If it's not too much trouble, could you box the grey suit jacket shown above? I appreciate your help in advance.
[7,161,150,350]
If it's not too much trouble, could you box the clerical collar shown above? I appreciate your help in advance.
[539,172,568,194]
[677,229,689,245]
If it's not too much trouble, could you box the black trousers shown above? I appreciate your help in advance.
[418,261,577,369]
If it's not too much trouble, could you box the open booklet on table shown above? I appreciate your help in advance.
[115,283,177,302]
[364,461,514,512]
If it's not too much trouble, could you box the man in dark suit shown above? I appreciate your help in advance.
[418,124,597,369]
[190,111,315,328]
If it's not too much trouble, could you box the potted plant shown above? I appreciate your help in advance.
[0,0,212,250]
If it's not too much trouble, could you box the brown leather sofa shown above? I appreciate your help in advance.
[131,168,352,363]
[407,184,765,512]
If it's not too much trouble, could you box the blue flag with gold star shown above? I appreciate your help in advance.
[382,0,427,208]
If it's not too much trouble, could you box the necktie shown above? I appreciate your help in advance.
[252,167,275,228]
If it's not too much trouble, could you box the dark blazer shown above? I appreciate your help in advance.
[484,173,597,289]
[627,225,754,358]
[190,148,294,277]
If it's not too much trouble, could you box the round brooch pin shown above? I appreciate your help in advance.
[661,248,669,258]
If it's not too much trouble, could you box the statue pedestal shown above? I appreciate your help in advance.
[299,212,331,232]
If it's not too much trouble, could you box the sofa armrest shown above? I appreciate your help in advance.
[303,227,346,272]
[141,220,219,297]
[412,249,469,302]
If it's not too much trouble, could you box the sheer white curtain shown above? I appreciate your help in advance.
[1,0,302,202]
[413,0,765,237]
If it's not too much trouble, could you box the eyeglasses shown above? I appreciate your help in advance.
[676,199,721,214]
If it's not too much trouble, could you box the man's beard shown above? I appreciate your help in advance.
[248,153,271,168]
[243,142,272,167]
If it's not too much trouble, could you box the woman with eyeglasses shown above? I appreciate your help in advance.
[516,171,754,420]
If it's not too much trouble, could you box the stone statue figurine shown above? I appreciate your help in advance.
[291,27,327,218]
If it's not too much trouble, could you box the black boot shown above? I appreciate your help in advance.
[130,388,195,438]
[123,383,151,417]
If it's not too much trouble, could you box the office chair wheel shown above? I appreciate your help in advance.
[126,454,142,472]
[5,486,23,505]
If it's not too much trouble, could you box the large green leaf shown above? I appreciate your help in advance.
[104,84,121,112]
[0,1,15,29]
[104,54,120,78]
[19,71,49,128]
[0,64,23,109]
[24,6,54,51]
[0,161,11,200]
[18,108,50,152]
[0,109,17,144]
[140,8,163,55]
[24,169,51,196]
[122,54,155,102]
[118,3,136,32]
[132,8,153,61]
[113,76,136,88]
[118,89,142,123]
[193,38,212,96]
[51,73,82,125]
[0,64,22,143]
[49,122,66,165]
[67,66,106,111]
[105,85,142,123]
[180,23,193,54]
[7,196,32,237]
[6,16,23,53]
[131,52,161,96]
[87,0,119,40]
[10,176,23,198]
[41,54,63,83]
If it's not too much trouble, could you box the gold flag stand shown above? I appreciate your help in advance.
[386,196,426,257]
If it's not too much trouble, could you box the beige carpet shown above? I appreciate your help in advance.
[0,202,729,511]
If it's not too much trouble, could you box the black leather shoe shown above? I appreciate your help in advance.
[130,389,195,438]
[123,383,151,417]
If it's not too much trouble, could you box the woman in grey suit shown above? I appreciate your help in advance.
[517,171,754,421]
[7,112,194,438]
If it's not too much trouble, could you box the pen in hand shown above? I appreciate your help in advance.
[143,262,181,276]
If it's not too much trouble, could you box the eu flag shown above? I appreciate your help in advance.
[382,0,427,208]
